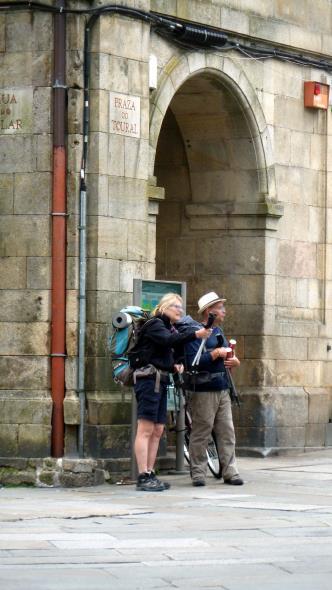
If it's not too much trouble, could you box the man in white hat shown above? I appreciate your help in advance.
[182,292,243,487]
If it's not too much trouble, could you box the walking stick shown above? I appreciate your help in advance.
[191,312,216,366]
[225,339,241,407]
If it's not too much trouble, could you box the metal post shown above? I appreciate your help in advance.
[130,395,138,480]
[76,14,99,458]
[175,389,185,472]
[78,183,87,457]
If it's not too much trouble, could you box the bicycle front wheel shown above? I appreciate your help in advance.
[206,431,222,479]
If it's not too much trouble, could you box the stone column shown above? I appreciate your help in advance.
[233,62,332,454]
[66,1,154,458]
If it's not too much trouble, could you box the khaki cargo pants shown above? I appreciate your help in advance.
[188,389,239,482]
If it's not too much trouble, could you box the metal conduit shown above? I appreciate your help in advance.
[51,0,66,458]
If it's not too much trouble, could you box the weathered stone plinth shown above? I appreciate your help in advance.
[0,458,105,488]
[233,387,332,456]
[0,452,175,487]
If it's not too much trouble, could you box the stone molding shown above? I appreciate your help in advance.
[147,175,165,217]
[185,201,284,231]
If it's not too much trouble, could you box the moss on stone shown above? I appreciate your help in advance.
[43,458,57,469]
[38,471,55,486]
[0,466,36,486]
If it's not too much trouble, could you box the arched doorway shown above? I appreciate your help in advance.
[150,61,283,453]
[154,72,265,329]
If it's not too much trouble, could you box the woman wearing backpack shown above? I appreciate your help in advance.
[131,292,212,492]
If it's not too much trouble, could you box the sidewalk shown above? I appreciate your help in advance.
[1,450,332,590]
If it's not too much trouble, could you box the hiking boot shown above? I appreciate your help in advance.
[224,474,244,486]
[149,470,171,490]
[136,472,165,492]
[192,479,206,487]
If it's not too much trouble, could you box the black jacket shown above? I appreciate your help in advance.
[176,315,230,391]
[183,327,230,391]
[129,314,197,372]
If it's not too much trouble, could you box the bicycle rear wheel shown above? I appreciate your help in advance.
[184,430,190,465]
[206,431,222,479]
[183,428,222,479]
[183,406,191,465]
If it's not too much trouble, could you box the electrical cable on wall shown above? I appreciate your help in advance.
[1,1,332,72]
[1,0,325,186]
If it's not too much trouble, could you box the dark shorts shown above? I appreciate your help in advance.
[134,377,168,424]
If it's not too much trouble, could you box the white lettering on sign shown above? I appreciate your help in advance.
[109,92,140,138]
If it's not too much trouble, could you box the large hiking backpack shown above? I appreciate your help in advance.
[109,306,151,386]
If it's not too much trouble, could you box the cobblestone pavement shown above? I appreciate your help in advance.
[1,450,332,589]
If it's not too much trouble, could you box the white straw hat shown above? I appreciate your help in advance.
[197,291,226,314]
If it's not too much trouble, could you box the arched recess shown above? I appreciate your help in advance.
[150,54,282,329]
[150,54,277,200]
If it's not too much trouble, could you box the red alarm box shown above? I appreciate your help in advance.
[304,82,329,109]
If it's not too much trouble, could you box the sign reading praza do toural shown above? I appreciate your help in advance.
[109,92,140,138]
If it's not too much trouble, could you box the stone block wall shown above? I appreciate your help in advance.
[150,1,332,453]
[256,47,332,450]
[151,0,332,55]
[65,1,155,457]
[0,9,53,459]
[0,0,156,469]
[1,1,332,471]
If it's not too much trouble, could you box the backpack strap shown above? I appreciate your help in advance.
[135,316,163,343]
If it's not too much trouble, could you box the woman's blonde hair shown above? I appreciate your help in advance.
[151,293,183,316]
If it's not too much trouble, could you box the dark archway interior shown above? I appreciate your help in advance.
[154,73,263,329]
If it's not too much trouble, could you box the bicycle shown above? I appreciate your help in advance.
[169,382,222,479]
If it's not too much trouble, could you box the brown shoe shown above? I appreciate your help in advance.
[192,479,206,487]
[224,475,244,486]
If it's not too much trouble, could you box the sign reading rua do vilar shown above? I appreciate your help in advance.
[0,89,33,134]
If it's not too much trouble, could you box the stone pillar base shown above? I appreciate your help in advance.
[0,458,105,488]
[0,454,176,487]
[233,387,332,454]
[236,446,328,458]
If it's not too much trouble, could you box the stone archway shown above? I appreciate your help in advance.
[150,57,280,319]
[149,54,276,199]
[149,55,284,454]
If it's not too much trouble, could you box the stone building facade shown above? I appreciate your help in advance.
[0,0,332,484]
